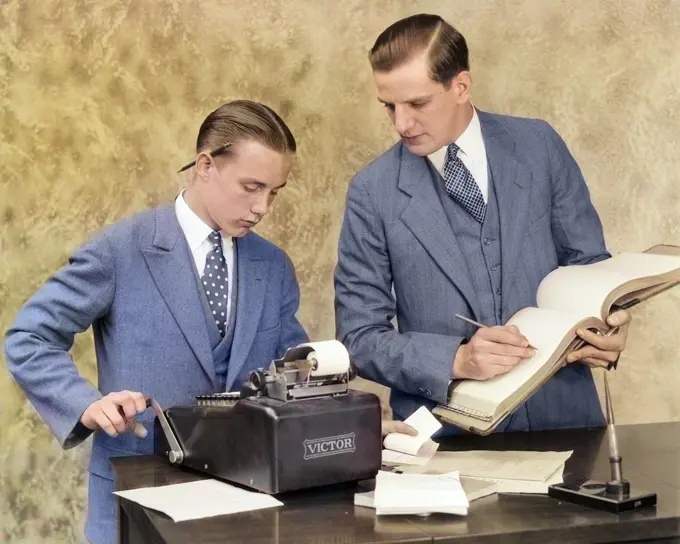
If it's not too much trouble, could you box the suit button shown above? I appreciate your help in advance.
[496,287,501,295]
[425,389,432,397]
[418,386,425,394]
[491,264,499,271]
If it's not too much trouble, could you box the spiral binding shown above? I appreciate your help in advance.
[445,404,493,422]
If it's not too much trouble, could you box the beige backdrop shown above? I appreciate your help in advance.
[2,0,680,541]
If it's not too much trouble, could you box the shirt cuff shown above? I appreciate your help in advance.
[447,337,470,402]
[63,421,94,449]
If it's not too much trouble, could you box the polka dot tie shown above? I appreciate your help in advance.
[202,231,229,337]
[442,143,486,223]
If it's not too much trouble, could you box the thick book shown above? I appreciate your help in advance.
[433,244,680,435]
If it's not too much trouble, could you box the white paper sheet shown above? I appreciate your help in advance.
[382,406,442,461]
[416,449,572,481]
[382,439,439,466]
[114,479,283,522]
[485,463,565,494]
[397,450,572,494]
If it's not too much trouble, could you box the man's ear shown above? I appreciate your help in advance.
[194,152,212,181]
[452,71,472,103]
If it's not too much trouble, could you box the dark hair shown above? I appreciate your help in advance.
[178,100,296,172]
[368,14,469,87]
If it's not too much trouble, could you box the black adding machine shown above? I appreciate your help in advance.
[149,340,382,494]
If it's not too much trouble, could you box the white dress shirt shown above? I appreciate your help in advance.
[428,107,489,203]
[175,192,235,323]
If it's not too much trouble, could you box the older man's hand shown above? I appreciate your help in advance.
[566,309,631,369]
[381,420,418,437]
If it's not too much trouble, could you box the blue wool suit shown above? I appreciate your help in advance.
[4,202,308,544]
[334,110,610,434]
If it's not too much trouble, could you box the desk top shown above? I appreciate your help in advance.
[112,422,680,544]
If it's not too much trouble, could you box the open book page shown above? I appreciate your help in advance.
[537,252,680,320]
[449,307,593,411]
[383,406,442,457]
[646,244,680,257]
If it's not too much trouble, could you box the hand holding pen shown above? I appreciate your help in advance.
[452,314,536,381]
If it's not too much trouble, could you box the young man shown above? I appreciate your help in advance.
[335,14,630,434]
[4,100,309,544]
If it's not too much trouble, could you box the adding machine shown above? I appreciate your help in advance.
[150,340,382,494]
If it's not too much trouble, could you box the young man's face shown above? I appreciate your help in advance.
[200,140,292,237]
[373,51,471,157]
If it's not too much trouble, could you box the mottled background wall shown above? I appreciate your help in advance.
[1,0,680,541]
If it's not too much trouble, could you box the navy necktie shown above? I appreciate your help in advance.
[442,143,486,223]
[201,231,229,337]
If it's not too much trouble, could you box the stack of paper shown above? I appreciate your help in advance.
[113,479,283,522]
[354,470,469,516]
[382,406,442,466]
[357,476,497,506]
[397,450,572,494]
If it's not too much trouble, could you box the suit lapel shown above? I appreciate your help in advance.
[142,204,216,385]
[226,234,269,389]
[398,145,481,319]
[478,111,532,302]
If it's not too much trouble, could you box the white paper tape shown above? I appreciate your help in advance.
[303,340,350,376]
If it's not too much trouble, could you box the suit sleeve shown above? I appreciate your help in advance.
[276,252,309,355]
[4,237,115,449]
[334,176,462,404]
[543,122,611,265]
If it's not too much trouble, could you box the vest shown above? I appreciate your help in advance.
[431,162,503,325]
[181,234,238,392]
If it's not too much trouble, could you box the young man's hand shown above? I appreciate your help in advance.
[80,390,148,438]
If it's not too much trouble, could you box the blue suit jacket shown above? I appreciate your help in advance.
[334,110,610,433]
[4,203,308,544]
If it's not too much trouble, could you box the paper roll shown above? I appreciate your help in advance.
[304,340,350,376]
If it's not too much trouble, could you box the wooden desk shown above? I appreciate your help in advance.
[113,422,680,543]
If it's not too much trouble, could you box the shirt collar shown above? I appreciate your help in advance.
[428,106,483,173]
[455,106,483,159]
[175,191,233,252]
